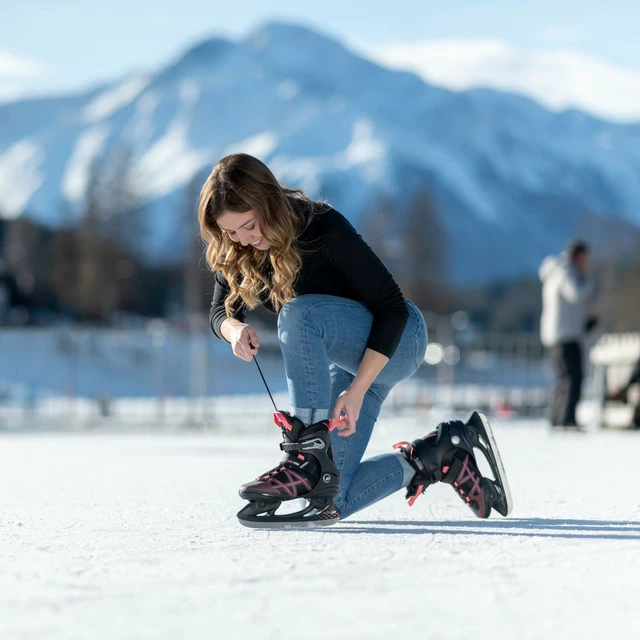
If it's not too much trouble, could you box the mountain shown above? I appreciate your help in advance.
[1,21,639,283]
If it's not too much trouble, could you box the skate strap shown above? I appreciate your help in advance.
[442,450,473,485]
[280,442,304,452]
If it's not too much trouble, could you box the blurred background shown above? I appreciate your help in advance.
[1,0,639,430]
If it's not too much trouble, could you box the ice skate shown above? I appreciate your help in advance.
[394,411,512,518]
[237,411,341,528]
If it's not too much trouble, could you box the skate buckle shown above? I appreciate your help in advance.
[274,411,293,431]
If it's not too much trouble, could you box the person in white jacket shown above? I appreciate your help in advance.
[539,241,596,428]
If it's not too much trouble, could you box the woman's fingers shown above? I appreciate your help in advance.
[247,327,260,350]
[331,411,357,437]
[234,340,253,361]
[337,421,356,437]
[230,325,259,361]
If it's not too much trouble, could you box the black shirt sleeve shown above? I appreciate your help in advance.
[322,210,408,358]
[209,270,246,341]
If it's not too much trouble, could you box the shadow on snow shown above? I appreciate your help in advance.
[327,518,640,540]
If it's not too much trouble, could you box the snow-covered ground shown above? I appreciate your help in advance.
[2,416,639,640]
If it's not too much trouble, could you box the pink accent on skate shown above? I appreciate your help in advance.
[454,454,484,514]
[393,441,414,459]
[442,466,450,474]
[254,466,313,498]
[408,485,424,506]
[297,454,305,460]
[328,416,347,431]
[274,412,293,431]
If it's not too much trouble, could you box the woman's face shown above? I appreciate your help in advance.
[217,209,270,250]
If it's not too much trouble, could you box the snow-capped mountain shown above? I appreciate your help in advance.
[1,22,639,282]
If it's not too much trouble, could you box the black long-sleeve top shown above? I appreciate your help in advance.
[209,206,409,359]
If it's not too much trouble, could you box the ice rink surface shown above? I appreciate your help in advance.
[2,416,640,640]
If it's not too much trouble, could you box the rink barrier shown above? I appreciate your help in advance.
[589,332,640,429]
[0,327,554,430]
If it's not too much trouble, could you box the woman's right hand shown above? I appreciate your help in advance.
[228,322,260,362]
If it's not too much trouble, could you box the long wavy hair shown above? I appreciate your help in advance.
[198,153,316,316]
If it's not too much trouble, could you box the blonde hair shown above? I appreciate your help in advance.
[198,153,316,316]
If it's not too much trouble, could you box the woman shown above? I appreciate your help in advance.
[198,153,511,528]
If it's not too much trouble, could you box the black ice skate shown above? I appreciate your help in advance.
[394,411,512,518]
[237,411,341,528]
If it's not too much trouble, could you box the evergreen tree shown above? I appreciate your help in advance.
[398,188,450,314]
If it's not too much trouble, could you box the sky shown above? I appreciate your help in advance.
[2,0,639,122]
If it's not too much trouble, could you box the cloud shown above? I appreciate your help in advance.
[0,51,47,78]
[0,85,24,103]
[363,38,640,123]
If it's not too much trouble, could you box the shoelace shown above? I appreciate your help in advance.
[392,440,414,458]
[257,463,287,480]
[393,441,423,506]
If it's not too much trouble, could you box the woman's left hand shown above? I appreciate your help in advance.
[331,387,365,437]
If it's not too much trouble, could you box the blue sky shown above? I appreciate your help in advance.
[2,0,639,120]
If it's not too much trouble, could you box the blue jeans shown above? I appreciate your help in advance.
[277,294,428,519]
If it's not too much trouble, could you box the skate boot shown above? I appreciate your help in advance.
[394,411,512,518]
[237,411,341,528]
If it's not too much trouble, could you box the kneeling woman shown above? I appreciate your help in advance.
[198,153,512,528]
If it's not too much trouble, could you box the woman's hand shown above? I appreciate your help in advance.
[228,322,260,362]
[331,387,365,437]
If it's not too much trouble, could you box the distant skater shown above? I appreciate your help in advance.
[198,153,512,527]
[539,240,597,429]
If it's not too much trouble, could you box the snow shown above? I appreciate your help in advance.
[134,115,208,199]
[128,91,159,147]
[0,139,44,218]
[340,118,386,168]
[83,76,150,123]
[222,131,279,159]
[2,417,639,640]
[62,125,110,206]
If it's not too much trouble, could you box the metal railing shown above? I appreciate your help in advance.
[0,326,556,430]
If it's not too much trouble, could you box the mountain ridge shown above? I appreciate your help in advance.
[1,21,639,282]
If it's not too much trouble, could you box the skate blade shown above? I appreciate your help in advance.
[471,412,514,517]
[237,516,340,530]
[237,500,340,529]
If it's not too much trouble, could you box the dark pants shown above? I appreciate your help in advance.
[615,358,640,428]
[627,359,640,428]
[551,340,583,426]
[629,359,640,387]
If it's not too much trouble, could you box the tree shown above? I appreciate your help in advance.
[100,143,147,316]
[397,188,450,314]
[1,215,54,317]
[361,192,402,274]
[183,170,210,320]
[65,156,121,320]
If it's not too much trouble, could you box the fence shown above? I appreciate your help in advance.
[589,332,640,428]
[0,325,556,430]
